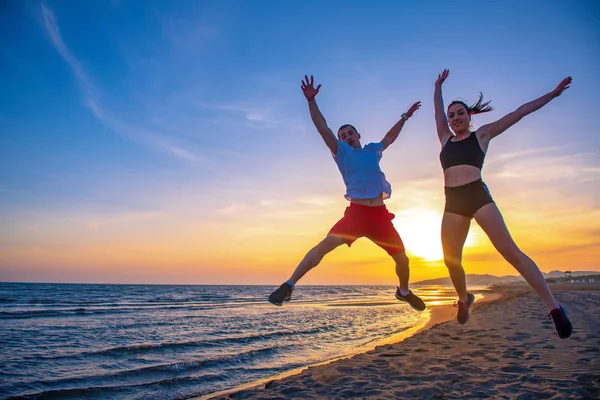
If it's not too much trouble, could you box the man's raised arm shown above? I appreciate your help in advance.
[380,101,421,151]
[302,75,338,154]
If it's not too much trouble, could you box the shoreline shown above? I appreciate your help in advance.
[198,288,506,400]
[201,285,599,399]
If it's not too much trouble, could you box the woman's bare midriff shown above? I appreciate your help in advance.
[444,165,482,187]
[350,193,385,207]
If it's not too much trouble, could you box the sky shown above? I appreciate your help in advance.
[1,0,599,285]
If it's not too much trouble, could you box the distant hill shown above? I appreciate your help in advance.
[414,270,599,286]
[414,274,522,286]
[544,270,599,278]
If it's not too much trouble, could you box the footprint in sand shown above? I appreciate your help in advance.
[577,347,599,355]
[585,346,600,354]
[378,352,402,358]
[524,352,541,361]
[577,374,600,386]
[280,386,307,396]
[502,348,525,359]
[508,332,532,341]
[531,363,553,370]
[335,366,356,375]
[501,365,532,374]
[339,388,368,397]
[526,375,548,382]
[585,333,597,340]
[429,366,446,373]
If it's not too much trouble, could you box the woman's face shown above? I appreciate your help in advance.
[447,103,470,133]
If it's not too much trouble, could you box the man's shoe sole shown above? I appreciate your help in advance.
[395,293,426,312]
[268,296,291,307]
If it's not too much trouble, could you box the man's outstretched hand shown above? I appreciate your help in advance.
[301,75,321,101]
[405,101,421,118]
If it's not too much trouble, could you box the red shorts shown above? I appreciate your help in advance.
[328,203,405,255]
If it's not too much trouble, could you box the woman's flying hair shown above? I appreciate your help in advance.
[449,92,493,115]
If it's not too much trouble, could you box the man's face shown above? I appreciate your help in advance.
[338,126,361,148]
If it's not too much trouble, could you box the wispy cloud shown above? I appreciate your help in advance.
[491,153,600,182]
[296,196,337,207]
[161,16,219,53]
[165,72,300,130]
[487,146,565,162]
[39,3,204,164]
[217,203,248,214]
[236,225,313,238]
[198,101,288,126]
[84,211,162,230]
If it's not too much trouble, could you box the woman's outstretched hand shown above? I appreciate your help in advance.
[435,69,449,86]
[552,77,572,98]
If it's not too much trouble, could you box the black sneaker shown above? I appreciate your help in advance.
[545,305,573,339]
[268,282,293,306]
[395,288,426,311]
[455,292,475,324]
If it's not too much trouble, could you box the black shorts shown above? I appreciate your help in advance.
[444,179,494,218]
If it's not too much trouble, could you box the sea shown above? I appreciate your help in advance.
[0,283,462,400]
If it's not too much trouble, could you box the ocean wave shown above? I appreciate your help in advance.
[0,297,16,303]
[4,371,233,400]
[0,308,127,319]
[4,346,290,398]
[0,301,278,319]
[27,327,324,362]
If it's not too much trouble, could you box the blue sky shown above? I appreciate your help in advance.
[1,0,599,284]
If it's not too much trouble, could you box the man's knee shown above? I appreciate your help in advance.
[392,251,409,267]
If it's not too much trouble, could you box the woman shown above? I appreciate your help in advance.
[434,69,573,339]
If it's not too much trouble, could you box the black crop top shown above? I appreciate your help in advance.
[439,132,485,171]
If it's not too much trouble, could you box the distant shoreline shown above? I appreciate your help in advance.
[2,271,598,287]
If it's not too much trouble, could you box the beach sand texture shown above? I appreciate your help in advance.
[210,289,600,399]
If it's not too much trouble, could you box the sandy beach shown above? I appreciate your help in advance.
[206,286,600,399]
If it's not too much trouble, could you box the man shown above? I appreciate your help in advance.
[268,75,424,311]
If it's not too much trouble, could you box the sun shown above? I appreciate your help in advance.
[393,208,477,262]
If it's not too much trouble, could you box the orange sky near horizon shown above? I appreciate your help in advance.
[3,170,599,285]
